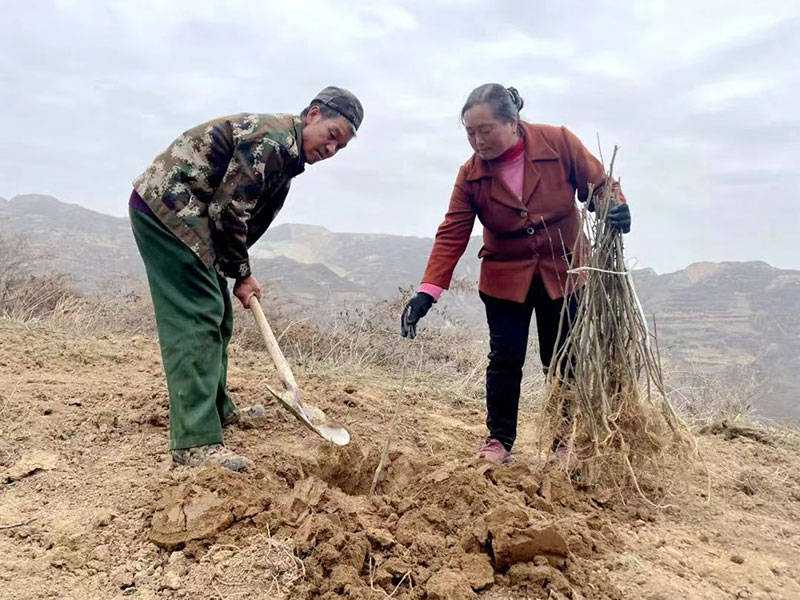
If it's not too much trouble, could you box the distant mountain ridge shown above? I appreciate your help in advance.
[2,194,798,420]
[0,194,143,286]
[250,222,482,298]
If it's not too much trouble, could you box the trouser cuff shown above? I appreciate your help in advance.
[170,431,224,450]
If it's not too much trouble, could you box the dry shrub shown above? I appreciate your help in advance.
[0,232,531,406]
[48,287,155,335]
[536,151,694,502]
[232,284,492,402]
[0,233,155,334]
[664,368,800,454]
[0,234,78,321]
[665,368,759,427]
[1,272,78,321]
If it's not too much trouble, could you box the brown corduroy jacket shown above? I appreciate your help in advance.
[421,121,620,302]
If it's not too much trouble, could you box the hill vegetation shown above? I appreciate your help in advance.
[2,194,798,421]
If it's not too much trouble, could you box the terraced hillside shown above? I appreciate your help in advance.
[634,262,800,419]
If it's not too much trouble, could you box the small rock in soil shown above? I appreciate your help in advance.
[426,569,473,600]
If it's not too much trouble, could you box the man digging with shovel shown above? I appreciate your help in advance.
[129,87,363,471]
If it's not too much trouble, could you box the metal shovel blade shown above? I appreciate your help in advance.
[250,300,351,446]
[310,422,351,446]
[263,383,351,446]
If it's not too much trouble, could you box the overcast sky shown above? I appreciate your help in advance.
[2,0,798,273]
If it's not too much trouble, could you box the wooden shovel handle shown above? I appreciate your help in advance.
[248,297,299,395]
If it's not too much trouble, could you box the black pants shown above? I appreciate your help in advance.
[481,277,578,451]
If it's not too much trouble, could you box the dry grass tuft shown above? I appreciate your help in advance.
[231,285,492,404]
[0,234,155,334]
[199,532,305,599]
[666,368,760,427]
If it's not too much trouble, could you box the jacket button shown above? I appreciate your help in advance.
[526,226,535,235]
[519,210,527,217]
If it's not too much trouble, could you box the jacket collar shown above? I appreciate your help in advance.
[287,116,306,177]
[464,122,559,182]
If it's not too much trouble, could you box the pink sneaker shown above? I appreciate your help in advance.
[477,438,512,465]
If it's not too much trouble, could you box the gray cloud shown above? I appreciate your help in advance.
[1,0,798,274]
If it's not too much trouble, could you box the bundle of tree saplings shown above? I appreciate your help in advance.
[538,148,693,504]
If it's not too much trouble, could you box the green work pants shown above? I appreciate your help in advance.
[130,206,236,449]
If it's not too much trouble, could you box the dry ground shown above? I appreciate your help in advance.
[1,319,799,599]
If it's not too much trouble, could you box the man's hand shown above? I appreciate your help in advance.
[233,275,262,308]
[607,203,631,233]
[401,292,434,339]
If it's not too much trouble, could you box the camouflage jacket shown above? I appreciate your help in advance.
[133,113,305,279]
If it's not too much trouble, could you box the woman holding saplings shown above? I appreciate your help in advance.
[401,84,631,465]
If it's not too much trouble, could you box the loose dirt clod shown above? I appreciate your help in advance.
[426,569,474,599]
[150,469,269,550]
[491,523,569,570]
[2,451,58,483]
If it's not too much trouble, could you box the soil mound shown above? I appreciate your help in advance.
[285,453,619,599]
[149,437,620,599]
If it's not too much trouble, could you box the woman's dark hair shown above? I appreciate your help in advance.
[461,84,524,124]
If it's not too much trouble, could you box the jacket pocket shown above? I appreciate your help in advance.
[479,256,537,296]
[477,246,493,259]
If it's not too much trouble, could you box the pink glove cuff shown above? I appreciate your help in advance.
[419,282,444,302]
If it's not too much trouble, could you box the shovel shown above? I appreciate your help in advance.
[248,298,350,446]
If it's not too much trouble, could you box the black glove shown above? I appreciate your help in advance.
[607,203,631,233]
[400,292,434,339]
